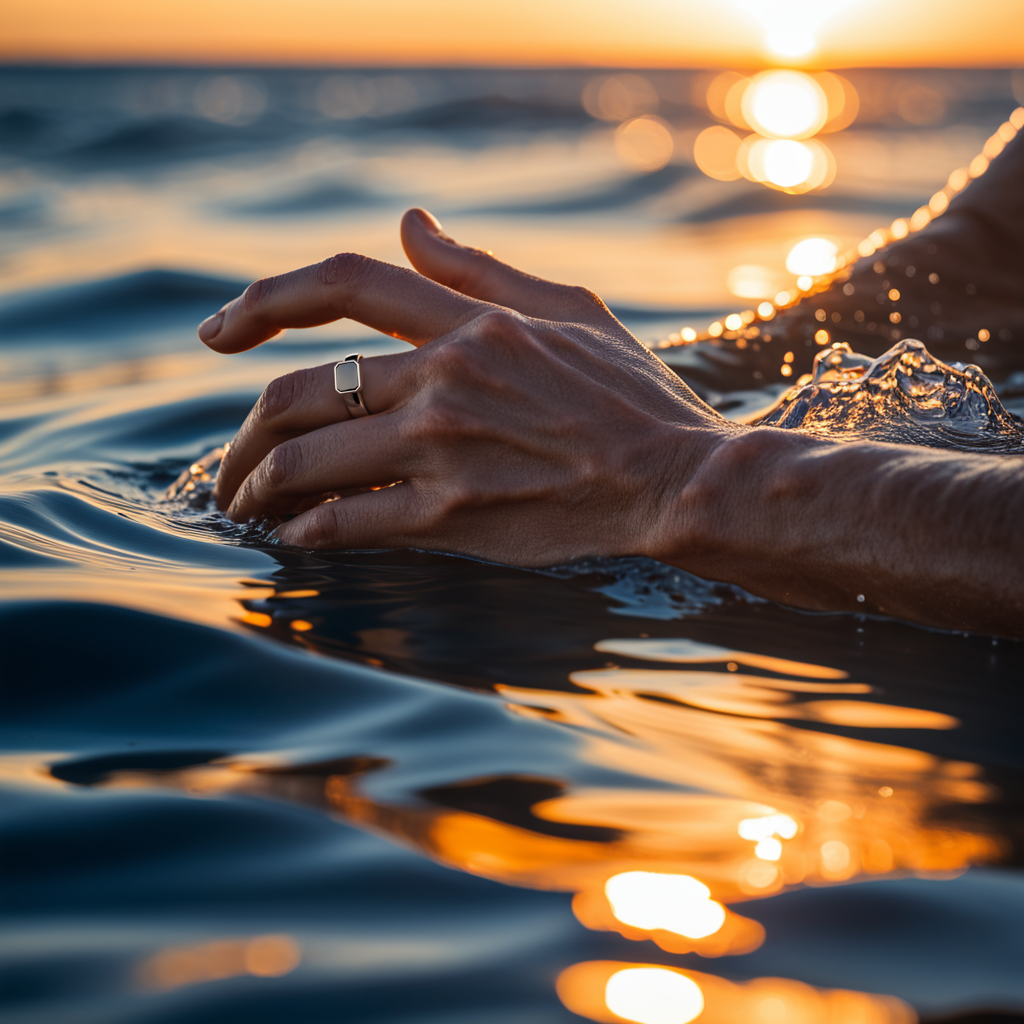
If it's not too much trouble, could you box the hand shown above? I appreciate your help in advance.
[197,208,734,565]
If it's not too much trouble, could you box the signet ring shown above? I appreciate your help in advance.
[334,353,369,418]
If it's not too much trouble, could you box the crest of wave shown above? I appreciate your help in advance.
[753,339,1024,453]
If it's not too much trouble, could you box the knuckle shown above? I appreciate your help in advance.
[259,440,303,492]
[317,253,381,318]
[318,252,375,289]
[256,371,299,424]
[242,276,274,314]
[414,393,466,439]
[568,284,608,313]
[432,336,479,376]
[398,491,434,540]
[307,499,346,548]
[472,308,527,341]
[439,481,478,515]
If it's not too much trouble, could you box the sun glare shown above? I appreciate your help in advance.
[730,0,860,60]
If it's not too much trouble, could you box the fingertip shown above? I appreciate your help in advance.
[402,208,458,256]
[198,309,224,344]
[269,516,305,548]
[405,207,445,235]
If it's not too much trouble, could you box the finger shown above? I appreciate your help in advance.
[400,207,620,328]
[272,483,421,550]
[214,352,410,510]
[198,252,488,354]
[226,412,410,522]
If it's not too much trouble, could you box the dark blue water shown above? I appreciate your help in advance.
[2,67,1024,1024]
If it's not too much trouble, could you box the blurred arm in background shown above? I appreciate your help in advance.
[669,121,1024,398]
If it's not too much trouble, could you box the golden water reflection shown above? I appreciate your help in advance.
[557,960,915,1024]
[138,934,300,990]
[38,630,1011,1017]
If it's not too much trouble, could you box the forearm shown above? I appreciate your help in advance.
[659,428,1024,638]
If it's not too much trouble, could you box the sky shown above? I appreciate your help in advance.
[1,0,1023,67]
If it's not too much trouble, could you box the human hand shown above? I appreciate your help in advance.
[196,208,735,565]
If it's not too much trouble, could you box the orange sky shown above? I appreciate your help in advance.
[1,0,1022,67]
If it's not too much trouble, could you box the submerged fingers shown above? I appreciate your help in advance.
[226,413,409,522]
[214,352,409,510]
[271,484,424,550]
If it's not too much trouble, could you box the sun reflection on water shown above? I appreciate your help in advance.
[605,872,726,940]
[35,619,1013,1018]
[698,66,852,193]
[558,960,916,1024]
[605,966,705,1024]
[742,71,828,140]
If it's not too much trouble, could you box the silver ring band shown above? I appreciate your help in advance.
[334,352,369,418]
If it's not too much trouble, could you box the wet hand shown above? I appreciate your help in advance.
[197,208,733,564]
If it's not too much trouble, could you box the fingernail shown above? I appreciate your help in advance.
[415,208,447,237]
[198,310,224,341]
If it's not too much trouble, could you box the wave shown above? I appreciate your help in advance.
[0,270,248,341]
[677,188,921,224]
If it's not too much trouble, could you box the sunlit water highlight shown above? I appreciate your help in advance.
[755,338,1024,450]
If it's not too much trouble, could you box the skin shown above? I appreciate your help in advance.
[198,208,1024,640]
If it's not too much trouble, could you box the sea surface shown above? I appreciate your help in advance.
[2,66,1023,1024]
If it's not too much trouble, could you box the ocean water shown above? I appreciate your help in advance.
[2,66,1024,1024]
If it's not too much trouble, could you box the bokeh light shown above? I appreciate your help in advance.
[614,116,675,171]
[582,74,658,122]
[699,68,849,192]
[817,71,860,131]
[740,136,836,192]
[315,74,418,120]
[193,75,266,125]
[761,139,814,186]
[727,264,778,299]
[896,83,947,126]
[605,967,705,1024]
[742,70,828,140]
[703,70,747,126]
[693,125,743,181]
[785,237,839,276]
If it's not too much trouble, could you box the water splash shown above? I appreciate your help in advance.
[165,444,228,508]
[753,338,1024,452]
[163,444,278,543]
[547,556,753,619]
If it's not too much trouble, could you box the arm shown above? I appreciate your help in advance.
[658,427,1024,638]
[197,209,1024,639]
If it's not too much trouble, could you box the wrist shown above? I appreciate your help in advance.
[648,425,813,572]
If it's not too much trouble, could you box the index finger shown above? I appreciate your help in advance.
[198,253,490,354]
